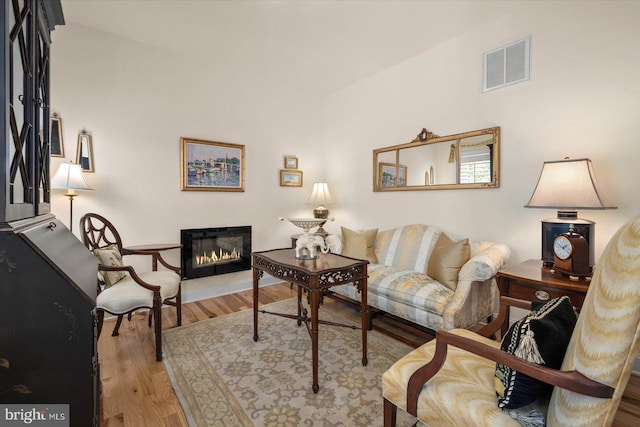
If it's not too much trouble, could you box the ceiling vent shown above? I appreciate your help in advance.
[483,36,531,92]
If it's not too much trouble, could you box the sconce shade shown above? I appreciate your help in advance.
[51,162,93,194]
[525,158,615,211]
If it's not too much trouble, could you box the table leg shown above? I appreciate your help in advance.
[297,285,302,326]
[309,289,320,393]
[361,278,368,366]
[253,266,259,342]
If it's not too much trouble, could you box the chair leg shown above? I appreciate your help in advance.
[176,286,182,327]
[148,309,153,328]
[96,310,105,338]
[384,398,397,427]
[154,302,163,361]
[112,315,124,336]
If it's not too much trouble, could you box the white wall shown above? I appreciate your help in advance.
[324,1,640,266]
[50,22,326,295]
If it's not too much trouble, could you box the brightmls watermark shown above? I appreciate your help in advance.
[0,405,68,426]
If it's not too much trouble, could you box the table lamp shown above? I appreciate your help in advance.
[525,157,616,267]
[51,161,93,232]
[306,181,335,237]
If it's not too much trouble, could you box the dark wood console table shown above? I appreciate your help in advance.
[252,248,369,393]
[497,259,590,336]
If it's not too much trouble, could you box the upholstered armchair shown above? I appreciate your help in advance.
[80,213,182,361]
[383,214,640,426]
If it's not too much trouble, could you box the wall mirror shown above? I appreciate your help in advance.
[373,126,500,191]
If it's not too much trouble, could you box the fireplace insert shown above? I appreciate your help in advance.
[181,226,251,279]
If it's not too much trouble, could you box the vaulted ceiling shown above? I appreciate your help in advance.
[61,0,515,97]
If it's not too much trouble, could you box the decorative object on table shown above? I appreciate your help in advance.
[525,157,616,272]
[51,161,93,232]
[279,169,303,187]
[75,130,94,172]
[50,113,64,157]
[306,181,335,236]
[279,217,334,259]
[180,137,245,192]
[284,155,298,169]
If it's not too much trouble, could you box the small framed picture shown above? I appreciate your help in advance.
[50,113,64,157]
[280,170,303,187]
[76,131,94,172]
[181,137,245,192]
[284,156,298,169]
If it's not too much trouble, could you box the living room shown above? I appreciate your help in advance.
[42,0,640,425]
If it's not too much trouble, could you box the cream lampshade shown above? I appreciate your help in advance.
[51,161,93,231]
[525,158,616,267]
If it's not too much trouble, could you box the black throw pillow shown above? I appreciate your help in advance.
[495,296,578,409]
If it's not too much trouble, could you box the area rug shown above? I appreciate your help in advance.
[162,298,419,426]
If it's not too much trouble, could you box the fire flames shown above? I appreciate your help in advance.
[195,247,241,266]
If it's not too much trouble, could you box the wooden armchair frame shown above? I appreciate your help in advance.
[80,213,182,361]
[384,296,615,426]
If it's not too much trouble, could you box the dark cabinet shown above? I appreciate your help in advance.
[1,2,99,426]
[1,0,64,222]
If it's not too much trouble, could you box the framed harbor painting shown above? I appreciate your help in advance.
[181,137,245,191]
[280,170,303,187]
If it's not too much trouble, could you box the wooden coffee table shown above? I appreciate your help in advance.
[252,248,369,393]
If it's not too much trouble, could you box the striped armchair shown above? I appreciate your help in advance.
[332,224,511,332]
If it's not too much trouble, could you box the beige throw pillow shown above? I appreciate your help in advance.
[93,244,127,287]
[340,227,378,263]
[427,233,470,291]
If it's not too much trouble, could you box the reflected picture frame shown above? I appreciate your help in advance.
[76,131,94,172]
[181,137,245,192]
[50,113,64,157]
[280,170,303,187]
[378,162,407,188]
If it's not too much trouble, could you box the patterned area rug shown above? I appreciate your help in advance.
[162,298,419,426]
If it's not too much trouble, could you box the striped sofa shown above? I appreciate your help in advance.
[331,224,511,332]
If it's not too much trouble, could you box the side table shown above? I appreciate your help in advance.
[496,259,590,337]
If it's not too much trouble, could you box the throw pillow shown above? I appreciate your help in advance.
[426,233,470,291]
[93,244,127,287]
[340,227,378,263]
[495,296,578,409]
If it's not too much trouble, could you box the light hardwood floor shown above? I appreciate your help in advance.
[99,283,640,426]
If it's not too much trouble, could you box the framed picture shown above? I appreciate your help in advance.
[50,113,64,157]
[284,156,298,169]
[280,170,303,187]
[181,137,245,192]
[76,131,94,172]
[379,162,407,188]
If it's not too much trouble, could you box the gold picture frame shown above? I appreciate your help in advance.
[181,137,245,192]
[284,156,298,169]
[280,170,303,187]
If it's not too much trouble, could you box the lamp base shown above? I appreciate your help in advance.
[541,211,595,267]
[313,206,329,219]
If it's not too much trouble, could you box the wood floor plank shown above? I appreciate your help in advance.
[98,282,640,426]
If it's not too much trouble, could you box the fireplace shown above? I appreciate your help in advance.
[181,226,252,279]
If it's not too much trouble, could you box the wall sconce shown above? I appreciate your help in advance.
[525,157,616,267]
[51,161,93,231]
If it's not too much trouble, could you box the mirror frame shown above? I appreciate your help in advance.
[373,126,500,191]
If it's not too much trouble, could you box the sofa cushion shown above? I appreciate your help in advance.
[333,263,454,316]
[375,224,441,273]
[93,244,127,287]
[340,227,378,263]
[427,233,470,291]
